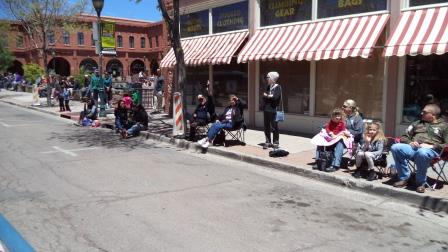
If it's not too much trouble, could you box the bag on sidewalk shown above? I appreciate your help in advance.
[269,149,289,157]
[317,150,333,171]
[213,130,225,146]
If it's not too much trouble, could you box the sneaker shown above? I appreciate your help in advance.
[393,179,408,188]
[325,166,336,172]
[353,169,362,179]
[197,138,207,145]
[201,141,209,148]
[416,185,425,193]
[366,170,378,181]
[262,142,271,150]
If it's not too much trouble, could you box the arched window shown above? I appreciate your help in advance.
[129,36,135,48]
[140,37,145,48]
[117,35,123,48]
[77,32,84,45]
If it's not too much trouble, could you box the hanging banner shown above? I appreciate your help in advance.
[101,21,116,55]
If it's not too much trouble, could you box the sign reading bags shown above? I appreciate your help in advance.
[181,10,209,38]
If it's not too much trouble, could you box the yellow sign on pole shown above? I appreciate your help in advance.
[101,21,116,54]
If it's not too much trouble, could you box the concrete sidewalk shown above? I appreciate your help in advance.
[1,89,447,212]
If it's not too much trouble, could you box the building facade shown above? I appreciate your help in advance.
[161,0,448,136]
[7,14,170,80]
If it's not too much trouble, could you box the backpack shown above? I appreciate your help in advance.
[317,150,333,171]
[212,130,225,146]
[269,149,289,157]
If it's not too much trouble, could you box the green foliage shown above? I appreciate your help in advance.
[0,22,14,72]
[74,66,89,88]
[23,63,44,84]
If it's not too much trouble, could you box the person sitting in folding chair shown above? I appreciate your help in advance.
[391,104,448,193]
[188,94,214,141]
[197,95,245,149]
[353,121,386,181]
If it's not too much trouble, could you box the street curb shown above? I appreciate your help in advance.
[142,131,448,213]
[2,98,447,213]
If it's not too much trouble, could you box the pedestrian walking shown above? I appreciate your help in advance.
[153,68,164,113]
[63,84,71,112]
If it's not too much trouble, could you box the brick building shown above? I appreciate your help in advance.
[7,14,170,80]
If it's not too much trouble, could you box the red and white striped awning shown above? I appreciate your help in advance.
[237,14,389,63]
[384,7,448,57]
[160,31,248,68]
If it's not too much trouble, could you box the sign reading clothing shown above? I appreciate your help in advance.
[260,0,312,27]
[318,0,387,18]
[181,10,209,38]
[212,1,248,33]
[101,21,116,54]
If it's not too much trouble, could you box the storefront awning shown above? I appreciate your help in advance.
[160,31,248,68]
[384,7,448,57]
[237,14,389,63]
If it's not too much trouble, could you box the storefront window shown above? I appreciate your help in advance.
[410,0,447,7]
[185,66,209,106]
[213,62,248,107]
[260,61,310,114]
[315,51,384,119]
[212,1,248,33]
[181,10,209,38]
[402,54,448,123]
[318,0,387,18]
[260,0,312,27]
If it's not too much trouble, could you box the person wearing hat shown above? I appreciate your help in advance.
[188,94,211,141]
[262,71,282,149]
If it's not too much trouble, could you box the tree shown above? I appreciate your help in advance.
[23,63,44,84]
[0,22,14,72]
[0,0,87,74]
[134,0,186,94]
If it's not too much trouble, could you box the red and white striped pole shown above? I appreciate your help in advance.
[173,92,185,136]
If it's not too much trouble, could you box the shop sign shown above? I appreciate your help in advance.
[181,10,209,38]
[318,0,387,18]
[101,21,116,54]
[260,0,312,27]
[212,1,248,33]
[410,0,447,7]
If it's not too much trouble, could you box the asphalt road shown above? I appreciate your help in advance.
[0,102,447,252]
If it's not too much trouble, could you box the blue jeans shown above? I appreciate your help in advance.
[115,118,125,130]
[208,121,233,140]
[127,123,143,137]
[391,143,439,185]
[316,140,345,168]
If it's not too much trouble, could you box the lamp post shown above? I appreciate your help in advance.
[92,0,106,117]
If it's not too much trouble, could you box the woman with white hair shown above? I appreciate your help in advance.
[262,71,282,149]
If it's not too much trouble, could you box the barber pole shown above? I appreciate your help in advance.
[173,92,185,136]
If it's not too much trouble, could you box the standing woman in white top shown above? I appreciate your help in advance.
[262,71,282,149]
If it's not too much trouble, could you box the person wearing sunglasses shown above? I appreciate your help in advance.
[391,104,448,193]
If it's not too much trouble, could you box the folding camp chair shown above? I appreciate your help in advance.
[428,146,448,189]
[373,137,399,178]
[223,121,246,146]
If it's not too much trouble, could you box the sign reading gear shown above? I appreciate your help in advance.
[101,21,116,54]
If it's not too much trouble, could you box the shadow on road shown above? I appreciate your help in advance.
[49,126,161,151]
